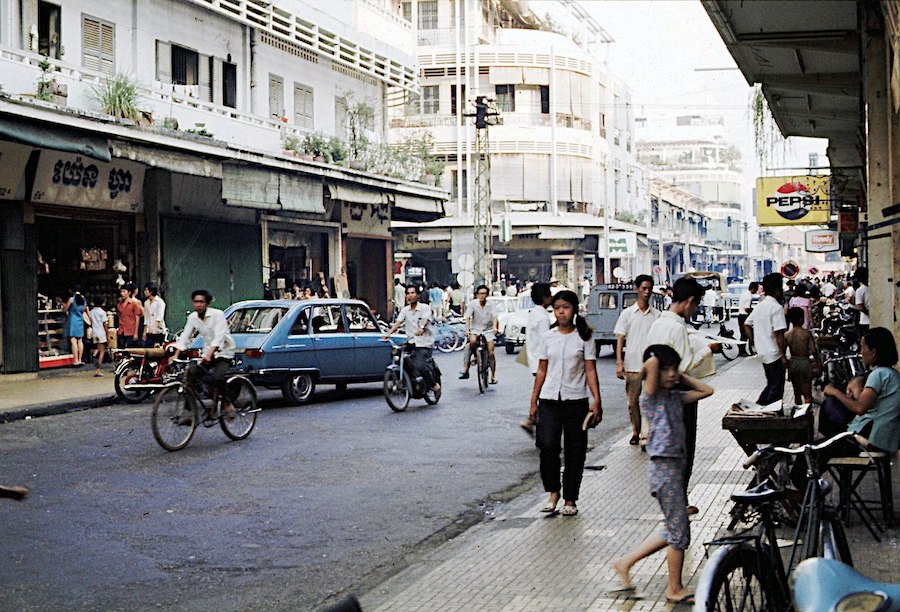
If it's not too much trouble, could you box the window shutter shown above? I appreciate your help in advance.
[212,58,223,106]
[269,76,284,119]
[156,40,172,84]
[21,0,38,51]
[99,22,115,75]
[82,18,101,72]
[198,54,212,102]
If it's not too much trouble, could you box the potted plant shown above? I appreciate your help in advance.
[328,136,348,165]
[302,132,329,161]
[90,73,140,121]
[423,158,445,186]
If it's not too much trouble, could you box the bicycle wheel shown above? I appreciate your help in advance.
[721,342,740,361]
[220,377,258,441]
[115,364,152,404]
[476,345,487,394]
[151,385,197,452]
[383,368,410,412]
[696,544,786,612]
[821,514,854,566]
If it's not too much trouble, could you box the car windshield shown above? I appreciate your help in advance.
[228,307,289,333]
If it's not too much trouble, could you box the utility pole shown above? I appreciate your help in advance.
[465,96,499,287]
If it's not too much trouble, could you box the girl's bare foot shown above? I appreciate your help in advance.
[540,492,560,513]
[611,558,632,590]
[664,587,694,605]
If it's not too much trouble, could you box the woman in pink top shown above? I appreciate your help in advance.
[787,285,812,329]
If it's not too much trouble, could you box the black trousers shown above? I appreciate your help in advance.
[187,357,230,399]
[144,333,166,347]
[757,359,786,406]
[682,399,698,497]
[412,347,436,389]
[535,398,589,502]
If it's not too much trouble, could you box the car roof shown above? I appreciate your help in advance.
[227,298,372,309]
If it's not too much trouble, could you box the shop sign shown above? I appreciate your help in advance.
[755,175,830,226]
[0,141,32,200]
[838,209,858,233]
[341,201,391,238]
[31,151,144,213]
[804,229,839,252]
[598,232,637,258]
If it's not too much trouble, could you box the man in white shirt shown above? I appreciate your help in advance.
[142,283,167,347]
[821,278,837,298]
[392,278,405,321]
[382,285,439,393]
[172,289,237,413]
[743,273,789,406]
[853,267,871,332]
[842,281,855,303]
[520,282,554,434]
[614,274,660,447]
[647,276,720,514]
[737,281,759,353]
[460,284,499,383]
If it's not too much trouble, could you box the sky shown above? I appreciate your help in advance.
[542,1,829,191]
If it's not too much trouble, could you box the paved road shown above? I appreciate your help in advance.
[0,337,732,611]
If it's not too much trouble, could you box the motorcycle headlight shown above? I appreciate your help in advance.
[393,354,400,363]
[835,592,887,612]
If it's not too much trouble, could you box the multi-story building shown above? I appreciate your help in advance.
[0,0,446,373]
[637,115,749,279]
[389,0,648,289]
[648,177,715,281]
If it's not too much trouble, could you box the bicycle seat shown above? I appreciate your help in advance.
[731,479,784,505]
[125,347,168,359]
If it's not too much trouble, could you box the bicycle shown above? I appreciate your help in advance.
[695,431,857,611]
[471,333,491,393]
[151,358,260,451]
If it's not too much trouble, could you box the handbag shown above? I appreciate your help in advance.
[82,310,93,340]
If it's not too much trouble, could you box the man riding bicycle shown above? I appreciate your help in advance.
[381,285,440,394]
[171,289,238,418]
[459,284,499,384]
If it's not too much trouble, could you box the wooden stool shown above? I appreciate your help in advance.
[827,451,894,541]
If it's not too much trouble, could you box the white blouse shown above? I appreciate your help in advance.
[538,327,597,401]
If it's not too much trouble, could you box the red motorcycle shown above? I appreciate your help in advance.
[113,344,188,404]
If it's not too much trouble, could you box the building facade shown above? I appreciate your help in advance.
[389,0,648,290]
[0,0,445,373]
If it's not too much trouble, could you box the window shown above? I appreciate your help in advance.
[495,84,515,113]
[227,307,288,333]
[419,1,438,29]
[37,1,61,59]
[404,90,420,114]
[598,293,618,309]
[222,61,237,108]
[450,84,466,116]
[82,16,114,75]
[269,74,284,119]
[290,309,310,335]
[450,0,466,25]
[294,84,313,129]
[172,44,199,85]
[451,169,468,200]
[402,2,411,22]
[335,96,349,137]
[540,85,550,114]
[422,85,439,114]
[309,305,344,334]
[345,305,379,332]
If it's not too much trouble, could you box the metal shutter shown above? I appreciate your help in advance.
[156,40,172,83]
[82,17,115,75]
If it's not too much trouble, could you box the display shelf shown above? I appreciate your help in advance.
[37,308,71,368]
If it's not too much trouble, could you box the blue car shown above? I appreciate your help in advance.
[219,299,400,404]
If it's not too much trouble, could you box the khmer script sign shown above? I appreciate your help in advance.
[31,151,144,213]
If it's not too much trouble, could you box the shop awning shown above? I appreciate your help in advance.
[539,226,585,240]
[222,165,323,213]
[327,183,385,205]
[392,193,444,218]
[0,116,110,162]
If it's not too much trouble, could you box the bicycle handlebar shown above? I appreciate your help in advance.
[743,431,860,468]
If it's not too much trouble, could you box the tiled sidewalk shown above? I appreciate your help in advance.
[359,356,900,611]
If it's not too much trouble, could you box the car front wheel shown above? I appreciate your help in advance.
[282,373,315,404]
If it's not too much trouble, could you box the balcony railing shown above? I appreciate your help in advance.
[391,111,590,131]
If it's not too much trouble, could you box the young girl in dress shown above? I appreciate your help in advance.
[89,296,109,376]
[528,290,602,516]
[612,344,713,605]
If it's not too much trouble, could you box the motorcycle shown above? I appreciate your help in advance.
[793,557,900,611]
[112,344,183,403]
[818,302,862,352]
[382,342,441,412]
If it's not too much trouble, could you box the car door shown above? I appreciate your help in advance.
[269,305,315,371]
[308,304,351,381]
[345,303,391,378]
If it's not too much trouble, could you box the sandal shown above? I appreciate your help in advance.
[561,504,578,517]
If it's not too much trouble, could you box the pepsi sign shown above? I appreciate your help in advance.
[756,176,830,226]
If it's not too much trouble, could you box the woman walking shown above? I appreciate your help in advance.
[528,290,602,516]
[64,286,87,366]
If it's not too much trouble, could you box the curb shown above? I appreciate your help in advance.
[0,394,121,424]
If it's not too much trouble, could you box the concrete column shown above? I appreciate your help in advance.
[864,22,892,333]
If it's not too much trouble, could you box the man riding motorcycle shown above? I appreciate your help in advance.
[381,285,440,394]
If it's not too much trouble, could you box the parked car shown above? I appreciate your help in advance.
[585,283,640,352]
[727,282,749,315]
[218,299,400,404]
[486,295,519,337]
[501,294,544,354]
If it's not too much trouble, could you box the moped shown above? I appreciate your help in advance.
[792,557,900,611]
[383,342,441,412]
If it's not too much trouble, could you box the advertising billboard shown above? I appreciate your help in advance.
[805,229,840,252]
[755,175,831,226]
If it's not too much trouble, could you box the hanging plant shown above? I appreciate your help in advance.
[750,84,786,172]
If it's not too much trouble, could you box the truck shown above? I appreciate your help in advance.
[585,283,653,352]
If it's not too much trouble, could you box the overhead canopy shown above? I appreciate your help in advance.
[327,183,384,205]
[0,115,111,162]
[391,193,444,221]
[223,164,323,212]
[702,0,864,198]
